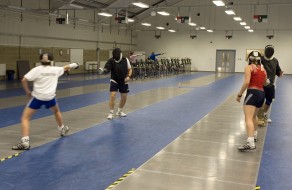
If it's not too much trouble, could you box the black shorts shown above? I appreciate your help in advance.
[110,81,129,93]
[244,89,265,108]
[263,85,275,105]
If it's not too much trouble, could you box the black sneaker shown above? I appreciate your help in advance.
[238,143,256,151]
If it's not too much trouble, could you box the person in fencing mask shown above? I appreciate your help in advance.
[236,51,268,151]
[260,45,284,123]
[99,48,132,120]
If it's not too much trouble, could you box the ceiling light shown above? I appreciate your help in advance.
[212,0,225,6]
[200,26,206,30]
[233,17,242,21]
[225,9,235,15]
[188,22,197,26]
[207,29,213,32]
[157,11,170,16]
[132,2,149,8]
[69,3,84,9]
[168,29,176,32]
[248,29,254,32]
[240,22,247,25]
[127,18,135,22]
[141,23,151,26]
[98,12,112,17]
[244,26,250,29]
[156,26,165,30]
[8,5,26,10]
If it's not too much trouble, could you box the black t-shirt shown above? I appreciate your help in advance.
[261,56,282,86]
[104,57,129,84]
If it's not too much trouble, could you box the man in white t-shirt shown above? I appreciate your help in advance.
[12,52,79,150]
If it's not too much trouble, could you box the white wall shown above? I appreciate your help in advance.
[136,30,292,74]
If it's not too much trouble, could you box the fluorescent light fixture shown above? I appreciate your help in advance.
[157,11,170,16]
[225,9,235,15]
[127,18,135,22]
[98,12,112,17]
[240,22,247,25]
[132,2,149,8]
[79,18,89,22]
[233,17,242,21]
[168,29,176,32]
[244,26,250,29]
[156,26,165,30]
[188,22,197,26]
[69,3,84,9]
[8,5,25,10]
[248,29,254,32]
[207,29,213,32]
[212,0,225,6]
[200,26,206,30]
[141,22,151,26]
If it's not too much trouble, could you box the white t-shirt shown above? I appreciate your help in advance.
[24,65,64,100]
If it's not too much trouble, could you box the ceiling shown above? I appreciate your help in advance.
[1,0,292,32]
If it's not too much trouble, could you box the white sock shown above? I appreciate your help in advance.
[110,110,114,114]
[118,108,122,113]
[254,131,258,138]
[21,136,29,142]
[247,137,255,145]
[58,125,64,131]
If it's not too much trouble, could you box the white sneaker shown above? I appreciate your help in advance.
[60,126,69,136]
[238,142,256,151]
[107,112,114,120]
[116,111,127,117]
[12,139,30,150]
[263,113,272,123]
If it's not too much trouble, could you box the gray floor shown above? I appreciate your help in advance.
[0,73,265,190]
[111,94,267,190]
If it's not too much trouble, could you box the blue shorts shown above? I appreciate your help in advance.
[110,81,129,93]
[27,97,57,110]
[244,89,265,108]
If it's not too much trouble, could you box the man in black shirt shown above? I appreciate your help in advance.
[261,45,283,123]
[99,48,132,120]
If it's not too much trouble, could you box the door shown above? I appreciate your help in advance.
[216,50,236,73]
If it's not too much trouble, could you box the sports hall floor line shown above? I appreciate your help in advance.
[256,75,292,190]
[0,74,244,190]
[0,72,212,128]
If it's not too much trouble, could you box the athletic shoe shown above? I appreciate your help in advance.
[263,113,272,123]
[238,143,256,151]
[12,140,30,150]
[107,113,114,120]
[116,111,127,117]
[60,126,69,136]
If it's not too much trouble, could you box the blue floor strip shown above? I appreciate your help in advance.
[256,75,292,190]
[0,73,211,128]
[0,74,242,190]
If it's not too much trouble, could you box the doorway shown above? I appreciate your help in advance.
[215,50,236,73]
